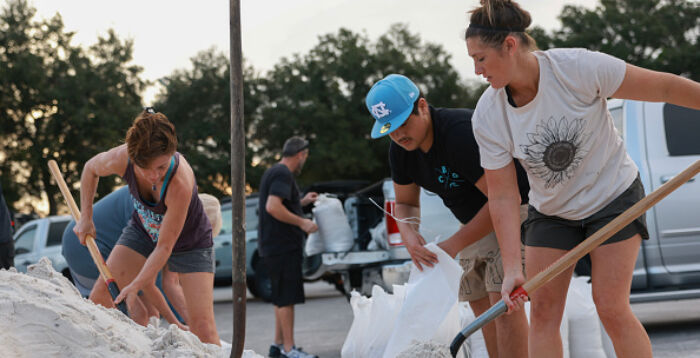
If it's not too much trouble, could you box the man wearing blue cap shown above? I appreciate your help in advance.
[366,74,529,357]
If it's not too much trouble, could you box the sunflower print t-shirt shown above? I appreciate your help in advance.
[473,48,638,220]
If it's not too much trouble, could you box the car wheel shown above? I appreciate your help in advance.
[252,259,273,302]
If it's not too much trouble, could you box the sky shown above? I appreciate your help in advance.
[31,0,599,104]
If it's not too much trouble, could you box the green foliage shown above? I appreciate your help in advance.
[531,0,699,80]
[247,24,479,189]
[153,49,262,197]
[0,0,145,214]
[155,24,480,193]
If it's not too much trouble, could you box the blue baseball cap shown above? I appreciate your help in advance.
[365,74,420,139]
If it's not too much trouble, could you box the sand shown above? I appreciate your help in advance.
[396,340,452,358]
[0,257,261,358]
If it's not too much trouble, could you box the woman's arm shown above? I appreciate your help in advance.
[613,64,700,110]
[74,145,128,245]
[484,161,525,311]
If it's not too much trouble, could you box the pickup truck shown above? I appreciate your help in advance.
[12,215,72,279]
[320,179,460,297]
[609,99,700,303]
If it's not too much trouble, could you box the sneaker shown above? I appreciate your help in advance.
[281,346,318,358]
[269,343,283,358]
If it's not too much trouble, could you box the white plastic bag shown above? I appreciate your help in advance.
[304,228,324,256]
[566,276,607,358]
[382,243,464,358]
[313,194,354,252]
[341,291,374,358]
[459,302,487,358]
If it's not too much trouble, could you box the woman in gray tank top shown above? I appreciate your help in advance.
[74,108,220,345]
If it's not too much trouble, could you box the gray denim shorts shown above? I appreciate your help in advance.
[116,222,215,273]
[523,175,649,250]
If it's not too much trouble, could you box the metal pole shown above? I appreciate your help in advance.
[229,0,246,357]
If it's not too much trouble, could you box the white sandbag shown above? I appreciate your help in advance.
[341,291,374,358]
[313,194,354,252]
[369,218,389,251]
[566,276,606,358]
[524,301,570,358]
[383,243,464,358]
[459,302,488,358]
[304,227,324,256]
[600,320,617,358]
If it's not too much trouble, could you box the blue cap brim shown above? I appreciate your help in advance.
[370,105,414,139]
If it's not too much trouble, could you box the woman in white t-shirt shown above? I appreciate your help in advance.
[464,0,700,357]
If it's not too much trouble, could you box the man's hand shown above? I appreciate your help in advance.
[301,192,319,206]
[404,232,438,271]
[299,218,318,234]
[501,268,527,313]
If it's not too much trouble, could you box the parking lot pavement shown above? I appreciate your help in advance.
[214,281,352,358]
[213,286,700,358]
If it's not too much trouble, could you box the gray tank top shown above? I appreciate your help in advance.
[122,152,212,252]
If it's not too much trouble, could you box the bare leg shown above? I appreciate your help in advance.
[88,245,150,325]
[526,245,575,358]
[276,305,295,352]
[161,266,190,323]
[489,291,529,357]
[179,271,220,345]
[590,235,651,358]
[468,296,499,358]
[274,307,283,345]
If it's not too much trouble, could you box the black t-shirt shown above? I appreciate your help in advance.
[257,163,305,257]
[390,106,530,224]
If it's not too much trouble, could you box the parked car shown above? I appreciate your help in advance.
[13,215,72,280]
[213,194,259,286]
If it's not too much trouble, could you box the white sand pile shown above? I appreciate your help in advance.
[0,258,261,358]
[396,340,452,358]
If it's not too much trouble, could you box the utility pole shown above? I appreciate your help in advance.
[229,0,246,357]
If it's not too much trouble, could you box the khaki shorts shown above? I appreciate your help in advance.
[458,205,528,301]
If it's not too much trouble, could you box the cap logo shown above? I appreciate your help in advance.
[371,102,391,120]
[380,122,391,134]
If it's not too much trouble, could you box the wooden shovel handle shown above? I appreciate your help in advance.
[47,160,128,315]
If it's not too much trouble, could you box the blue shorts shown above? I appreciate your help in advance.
[116,222,215,274]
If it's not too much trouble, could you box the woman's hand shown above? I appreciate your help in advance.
[114,280,144,314]
[501,268,527,313]
[73,217,97,246]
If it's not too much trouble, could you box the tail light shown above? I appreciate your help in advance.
[384,200,404,246]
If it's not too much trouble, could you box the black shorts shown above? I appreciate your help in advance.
[523,175,649,250]
[262,251,305,307]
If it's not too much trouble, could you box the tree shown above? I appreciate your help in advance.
[154,48,262,198]
[0,0,145,214]
[249,24,482,189]
[530,0,699,80]
[155,24,482,194]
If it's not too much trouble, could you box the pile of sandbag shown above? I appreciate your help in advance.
[341,243,470,358]
[341,246,616,358]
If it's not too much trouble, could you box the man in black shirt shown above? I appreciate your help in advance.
[0,183,14,269]
[258,136,319,358]
[366,74,529,357]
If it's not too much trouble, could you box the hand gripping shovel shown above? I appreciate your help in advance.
[48,160,129,316]
[450,159,700,357]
